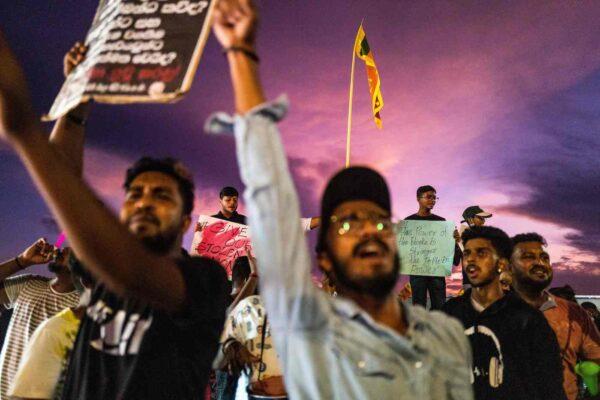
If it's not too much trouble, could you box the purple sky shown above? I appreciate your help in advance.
[1,1,599,293]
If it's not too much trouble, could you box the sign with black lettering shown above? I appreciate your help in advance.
[46,0,216,120]
[190,215,252,278]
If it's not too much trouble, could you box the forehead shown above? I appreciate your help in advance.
[465,237,494,251]
[515,241,546,253]
[127,171,179,192]
[222,195,238,200]
[420,190,436,196]
[332,200,388,216]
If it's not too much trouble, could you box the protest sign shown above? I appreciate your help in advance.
[190,215,251,278]
[396,220,455,277]
[45,0,216,120]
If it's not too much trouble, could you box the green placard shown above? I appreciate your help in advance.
[396,220,455,277]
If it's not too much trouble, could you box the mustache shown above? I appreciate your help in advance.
[530,264,551,274]
[129,211,160,225]
[352,238,390,257]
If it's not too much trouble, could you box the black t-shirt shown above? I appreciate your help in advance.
[211,211,247,225]
[442,291,567,400]
[61,256,228,400]
[404,213,446,221]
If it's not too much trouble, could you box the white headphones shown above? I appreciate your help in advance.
[464,325,504,388]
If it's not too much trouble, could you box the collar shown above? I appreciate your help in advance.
[539,290,558,311]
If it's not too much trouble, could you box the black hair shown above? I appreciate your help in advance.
[417,185,436,197]
[511,232,547,247]
[548,285,577,303]
[462,225,513,260]
[68,253,95,288]
[231,256,251,284]
[123,157,195,216]
[220,186,239,199]
[581,302,598,311]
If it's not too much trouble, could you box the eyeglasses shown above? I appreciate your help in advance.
[420,195,439,200]
[330,213,394,236]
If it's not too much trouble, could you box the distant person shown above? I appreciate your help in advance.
[443,226,566,400]
[510,232,600,400]
[0,241,79,400]
[458,206,493,290]
[213,186,247,225]
[404,185,460,310]
[581,302,600,331]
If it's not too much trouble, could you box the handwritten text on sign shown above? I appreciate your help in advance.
[47,0,216,120]
[396,220,455,277]
[189,216,251,278]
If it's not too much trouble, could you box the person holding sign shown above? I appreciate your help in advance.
[0,31,229,399]
[213,186,248,225]
[207,1,473,398]
[442,226,566,400]
[404,185,460,310]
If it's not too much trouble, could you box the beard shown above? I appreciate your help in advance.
[512,265,553,292]
[467,262,500,289]
[328,239,400,300]
[139,225,181,255]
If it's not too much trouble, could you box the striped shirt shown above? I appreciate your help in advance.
[0,274,79,400]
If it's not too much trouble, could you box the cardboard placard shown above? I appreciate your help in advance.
[396,220,455,277]
[45,0,216,120]
[190,215,251,278]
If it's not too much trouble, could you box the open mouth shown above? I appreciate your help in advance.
[355,241,388,259]
[530,267,549,279]
[465,265,480,277]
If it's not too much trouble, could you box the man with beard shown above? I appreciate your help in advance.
[213,186,248,225]
[510,233,600,400]
[0,241,80,399]
[206,1,472,398]
[0,34,228,399]
[442,226,566,400]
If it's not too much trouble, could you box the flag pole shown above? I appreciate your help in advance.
[346,36,358,168]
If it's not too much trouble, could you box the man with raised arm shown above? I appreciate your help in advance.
[0,33,228,399]
[207,1,473,398]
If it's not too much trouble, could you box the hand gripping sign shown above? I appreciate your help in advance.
[45,0,216,120]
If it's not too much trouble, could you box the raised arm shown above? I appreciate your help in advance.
[48,42,91,177]
[0,32,186,312]
[0,238,55,304]
[210,0,329,333]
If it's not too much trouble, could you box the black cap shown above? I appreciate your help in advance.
[461,205,492,223]
[316,166,391,253]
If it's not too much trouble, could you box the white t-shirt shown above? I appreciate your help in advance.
[9,308,81,399]
[222,295,282,383]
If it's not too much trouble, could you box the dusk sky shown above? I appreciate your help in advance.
[1,1,599,293]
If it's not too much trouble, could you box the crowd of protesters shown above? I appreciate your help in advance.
[0,0,599,399]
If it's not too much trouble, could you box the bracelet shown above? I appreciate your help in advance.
[14,256,24,269]
[66,112,87,126]
[222,46,260,63]
[250,273,259,278]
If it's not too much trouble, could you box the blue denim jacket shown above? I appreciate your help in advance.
[206,97,473,400]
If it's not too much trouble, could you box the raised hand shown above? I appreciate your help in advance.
[17,238,56,268]
[212,0,257,50]
[0,31,37,143]
[64,42,88,77]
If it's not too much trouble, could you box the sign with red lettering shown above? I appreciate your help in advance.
[190,216,252,278]
[45,0,216,120]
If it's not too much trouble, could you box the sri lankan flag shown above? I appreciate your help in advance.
[354,24,383,129]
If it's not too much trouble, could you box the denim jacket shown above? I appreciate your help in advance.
[206,97,473,400]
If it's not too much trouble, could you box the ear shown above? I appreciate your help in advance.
[317,252,333,277]
[497,258,508,273]
[181,214,192,233]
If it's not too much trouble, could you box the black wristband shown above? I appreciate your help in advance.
[66,112,87,126]
[14,256,24,269]
[223,46,260,63]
